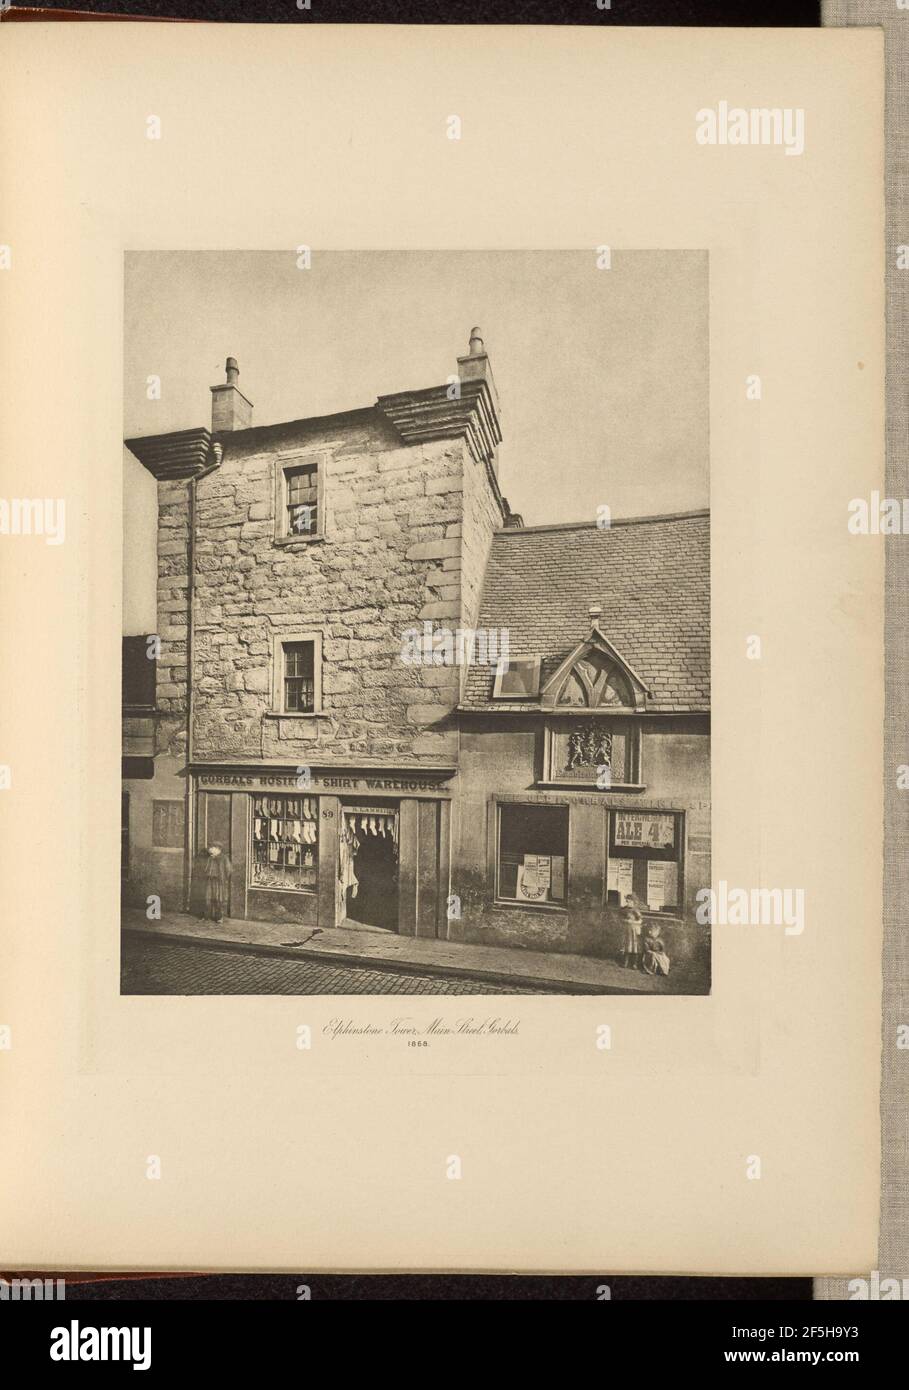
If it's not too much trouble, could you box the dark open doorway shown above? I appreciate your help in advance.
[340,806,399,931]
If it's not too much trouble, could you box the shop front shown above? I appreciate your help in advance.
[448,788,707,966]
[190,765,454,938]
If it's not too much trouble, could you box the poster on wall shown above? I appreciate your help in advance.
[607,857,635,898]
[646,861,679,910]
[517,855,551,902]
[614,813,675,850]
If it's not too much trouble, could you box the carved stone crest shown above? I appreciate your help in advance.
[564,721,613,771]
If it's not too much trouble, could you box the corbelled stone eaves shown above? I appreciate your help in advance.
[376,380,503,473]
[125,427,213,482]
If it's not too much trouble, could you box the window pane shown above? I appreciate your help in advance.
[494,657,541,699]
[288,503,316,535]
[498,804,568,904]
[122,635,156,708]
[282,643,315,713]
[251,794,319,893]
[285,465,319,536]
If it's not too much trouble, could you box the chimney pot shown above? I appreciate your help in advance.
[225,356,239,385]
[468,327,484,356]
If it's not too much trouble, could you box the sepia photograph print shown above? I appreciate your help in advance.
[121,249,710,997]
[1,21,886,1294]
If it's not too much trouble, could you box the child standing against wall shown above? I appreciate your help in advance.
[621,893,643,969]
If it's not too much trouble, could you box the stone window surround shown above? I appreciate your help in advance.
[267,630,324,717]
[490,793,687,920]
[606,807,686,919]
[492,798,570,914]
[272,449,327,546]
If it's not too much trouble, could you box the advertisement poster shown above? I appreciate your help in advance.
[614,813,675,850]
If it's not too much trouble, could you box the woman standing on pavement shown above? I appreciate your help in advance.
[202,844,232,923]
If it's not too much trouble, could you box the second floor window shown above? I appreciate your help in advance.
[285,463,318,537]
[122,635,156,710]
[283,641,315,713]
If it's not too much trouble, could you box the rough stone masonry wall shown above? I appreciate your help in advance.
[459,450,506,664]
[188,410,487,767]
[154,477,190,764]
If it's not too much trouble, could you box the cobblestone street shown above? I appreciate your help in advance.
[121,937,540,995]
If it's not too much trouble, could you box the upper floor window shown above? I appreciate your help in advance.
[270,631,323,716]
[283,641,315,713]
[285,463,319,538]
[122,635,156,711]
[273,452,325,546]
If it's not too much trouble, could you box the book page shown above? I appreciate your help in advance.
[0,23,883,1274]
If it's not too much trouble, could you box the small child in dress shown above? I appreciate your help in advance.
[641,922,671,977]
[621,894,643,969]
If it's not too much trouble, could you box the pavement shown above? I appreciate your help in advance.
[122,906,706,995]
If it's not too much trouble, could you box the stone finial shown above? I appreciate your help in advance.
[589,604,603,623]
[225,356,240,386]
[377,324,503,483]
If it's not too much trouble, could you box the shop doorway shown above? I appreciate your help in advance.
[337,804,399,931]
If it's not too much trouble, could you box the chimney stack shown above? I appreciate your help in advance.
[456,326,502,474]
[210,356,253,432]
[457,326,500,408]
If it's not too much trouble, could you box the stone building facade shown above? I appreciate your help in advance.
[451,512,710,968]
[123,332,710,971]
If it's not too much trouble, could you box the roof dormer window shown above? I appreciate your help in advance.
[554,651,634,709]
[492,656,541,700]
[541,629,648,712]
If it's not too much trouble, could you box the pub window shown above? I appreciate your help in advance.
[122,635,156,710]
[252,794,319,892]
[497,803,568,907]
[152,799,184,849]
[285,463,319,538]
[283,641,315,713]
[607,810,682,913]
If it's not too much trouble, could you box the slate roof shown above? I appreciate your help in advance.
[462,510,710,713]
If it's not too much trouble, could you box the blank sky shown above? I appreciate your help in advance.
[124,249,708,525]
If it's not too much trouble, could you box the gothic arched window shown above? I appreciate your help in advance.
[555,651,634,709]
